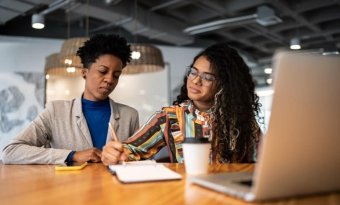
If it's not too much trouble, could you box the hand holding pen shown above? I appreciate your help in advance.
[101,122,128,166]
[108,122,126,165]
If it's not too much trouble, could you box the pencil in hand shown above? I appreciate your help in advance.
[108,122,126,165]
[108,122,118,141]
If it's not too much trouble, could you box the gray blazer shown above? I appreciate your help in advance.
[1,97,139,164]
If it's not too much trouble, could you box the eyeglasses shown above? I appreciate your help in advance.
[187,67,216,86]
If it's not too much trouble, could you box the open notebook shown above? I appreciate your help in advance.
[109,160,182,183]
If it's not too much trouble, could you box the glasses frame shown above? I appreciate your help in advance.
[186,67,216,86]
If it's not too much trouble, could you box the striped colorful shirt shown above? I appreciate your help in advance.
[123,100,213,163]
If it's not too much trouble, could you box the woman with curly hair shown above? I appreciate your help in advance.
[101,42,261,165]
[2,34,139,164]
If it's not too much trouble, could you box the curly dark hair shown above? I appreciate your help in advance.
[76,34,131,69]
[174,42,262,163]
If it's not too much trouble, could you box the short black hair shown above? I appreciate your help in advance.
[76,34,131,68]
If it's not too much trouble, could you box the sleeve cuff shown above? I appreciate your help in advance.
[65,151,76,165]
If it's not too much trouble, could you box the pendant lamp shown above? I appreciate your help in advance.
[45,53,82,77]
[123,44,165,74]
[59,37,89,68]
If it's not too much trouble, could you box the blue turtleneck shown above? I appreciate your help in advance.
[81,97,111,149]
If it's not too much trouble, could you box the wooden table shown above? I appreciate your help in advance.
[0,162,339,205]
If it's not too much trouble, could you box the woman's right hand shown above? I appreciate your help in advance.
[101,141,128,166]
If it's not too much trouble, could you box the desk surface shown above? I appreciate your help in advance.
[0,162,338,205]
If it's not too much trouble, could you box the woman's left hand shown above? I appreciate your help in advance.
[72,148,102,163]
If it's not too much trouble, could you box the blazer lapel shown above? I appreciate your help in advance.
[74,97,93,147]
[107,99,120,142]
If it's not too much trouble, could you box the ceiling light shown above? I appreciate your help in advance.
[256,89,274,97]
[66,67,76,73]
[183,5,281,35]
[264,68,272,74]
[126,0,165,74]
[131,51,141,59]
[266,78,273,85]
[32,14,45,29]
[31,0,73,30]
[322,51,340,56]
[290,38,301,50]
[321,47,340,56]
[104,0,122,5]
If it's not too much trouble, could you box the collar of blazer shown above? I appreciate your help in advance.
[108,98,120,120]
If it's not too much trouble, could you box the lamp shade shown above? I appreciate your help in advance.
[290,38,301,50]
[32,14,45,29]
[123,44,165,74]
[59,37,89,68]
[45,53,82,77]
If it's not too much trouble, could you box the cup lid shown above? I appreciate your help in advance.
[183,137,210,144]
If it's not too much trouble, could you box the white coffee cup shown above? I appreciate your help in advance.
[182,137,211,175]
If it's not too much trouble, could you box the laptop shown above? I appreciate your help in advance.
[189,51,340,201]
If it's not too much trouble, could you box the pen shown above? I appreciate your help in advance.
[108,122,126,166]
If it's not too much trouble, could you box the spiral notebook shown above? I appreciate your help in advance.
[109,160,182,183]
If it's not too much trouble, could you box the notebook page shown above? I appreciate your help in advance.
[109,162,182,183]
[109,160,157,173]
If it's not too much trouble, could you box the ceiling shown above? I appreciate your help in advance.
[1,0,340,86]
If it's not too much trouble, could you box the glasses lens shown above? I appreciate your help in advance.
[187,67,215,86]
[201,79,211,86]
[202,73,215,82]
[187,67,197,79]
